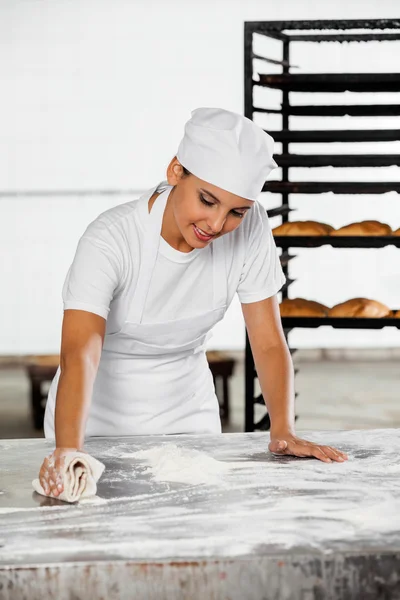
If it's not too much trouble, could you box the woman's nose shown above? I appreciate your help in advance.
[209,214,227,234]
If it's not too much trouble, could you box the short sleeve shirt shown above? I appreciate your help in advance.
[62,181,286,331]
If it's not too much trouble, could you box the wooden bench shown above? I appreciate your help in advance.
[26,355,59,429]
[26,351,236,429]
[206,351,236,422]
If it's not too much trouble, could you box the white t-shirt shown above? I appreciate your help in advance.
[62,182,286,330]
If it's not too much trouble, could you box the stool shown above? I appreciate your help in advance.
[206,351,236,422]
[26,355,59,430]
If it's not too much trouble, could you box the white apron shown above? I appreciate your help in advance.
[44,186,227,438]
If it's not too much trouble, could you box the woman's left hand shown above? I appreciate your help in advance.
[269,432,348,463]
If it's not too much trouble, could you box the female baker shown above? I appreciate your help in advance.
[39,107,348,497]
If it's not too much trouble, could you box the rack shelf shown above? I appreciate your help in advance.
[279,251,297,267]
[281,316,400,329]
[274,154,400,168]
[283,33,400,43]
[266,204,292,218]
[257,73,400,93]
[281,278,295,294]
[263,181,400,194]
[255,105,400,117]
[268,129,400,143]
[274,236,400,249]
[244,18,400,432]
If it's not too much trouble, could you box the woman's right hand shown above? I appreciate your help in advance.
[38,447,79,497]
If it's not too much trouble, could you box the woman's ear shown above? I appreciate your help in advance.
[166,157,184,185]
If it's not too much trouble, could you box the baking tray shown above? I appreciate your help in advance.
[263,181,400,194]
[258,72,400,93]
[273,236,400,249]
[281,315,400,329]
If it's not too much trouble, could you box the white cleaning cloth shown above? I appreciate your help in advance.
[32,451,105,503]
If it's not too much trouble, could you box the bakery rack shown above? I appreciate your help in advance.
[244,19,400,432]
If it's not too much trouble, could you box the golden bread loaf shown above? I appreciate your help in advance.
[328,298,392,318]
[330,221,392,236]
[392,228,400,236]
[393,310,400,318]
[272,221,334,236]
[280,298,330,317]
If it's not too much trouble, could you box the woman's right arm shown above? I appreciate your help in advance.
[39,309,106,497]
[55,308,106,449]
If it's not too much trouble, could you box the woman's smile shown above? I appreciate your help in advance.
[192,224,215,242]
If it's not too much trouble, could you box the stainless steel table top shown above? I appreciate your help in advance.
[1,430,400,599]
[1,429,400,565]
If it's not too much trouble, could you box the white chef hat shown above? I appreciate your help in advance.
[176,107,277,201]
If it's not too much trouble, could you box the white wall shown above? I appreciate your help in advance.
[1,0,400,354]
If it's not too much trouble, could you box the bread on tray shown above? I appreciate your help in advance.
[279,298,330,317]
[328,298,392,318]
[272,221,334,236]
[330,221,392,236]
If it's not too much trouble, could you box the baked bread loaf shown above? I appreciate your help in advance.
[280,298,330,317]
[392,228,400,236]
[329,298,392,318]
[393,310,400,318]
[330,221,392,236]
[272,221,334,236]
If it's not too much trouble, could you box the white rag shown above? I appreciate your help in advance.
[32,452,105,503]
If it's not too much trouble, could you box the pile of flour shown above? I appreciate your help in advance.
[125,443,231,485]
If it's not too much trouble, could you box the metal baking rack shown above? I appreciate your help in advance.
[244,18,400,432]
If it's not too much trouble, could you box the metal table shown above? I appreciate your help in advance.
[1,429,400,599]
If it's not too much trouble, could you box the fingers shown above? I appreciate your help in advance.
[54,455,65,495]
[39,466,50,496]
[320,445,348,462]
[40,458,52,495]
[306,446,332,463]
[282,443,333,463]
[292,443,348,464]
[269,438,349,464]
[39,453,65,497]
[48,468,63,497]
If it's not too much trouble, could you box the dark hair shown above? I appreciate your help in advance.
[181,165,191,178]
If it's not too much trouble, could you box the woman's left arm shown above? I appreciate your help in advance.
[241,295,348,463]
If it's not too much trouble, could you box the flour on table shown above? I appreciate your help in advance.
[79,495,108,505]
[124,443,231,485]
[0,504,72,514]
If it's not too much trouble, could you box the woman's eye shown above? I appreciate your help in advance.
[200,195,213,207]
[200,194,245,218]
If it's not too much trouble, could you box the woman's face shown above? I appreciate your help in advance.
[165,158,254,251]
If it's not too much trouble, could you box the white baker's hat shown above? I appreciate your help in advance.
[176,107,277,201]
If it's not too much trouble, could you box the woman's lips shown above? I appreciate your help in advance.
[193,224,214,241]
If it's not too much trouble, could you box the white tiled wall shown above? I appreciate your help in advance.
[1,0,400,353]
